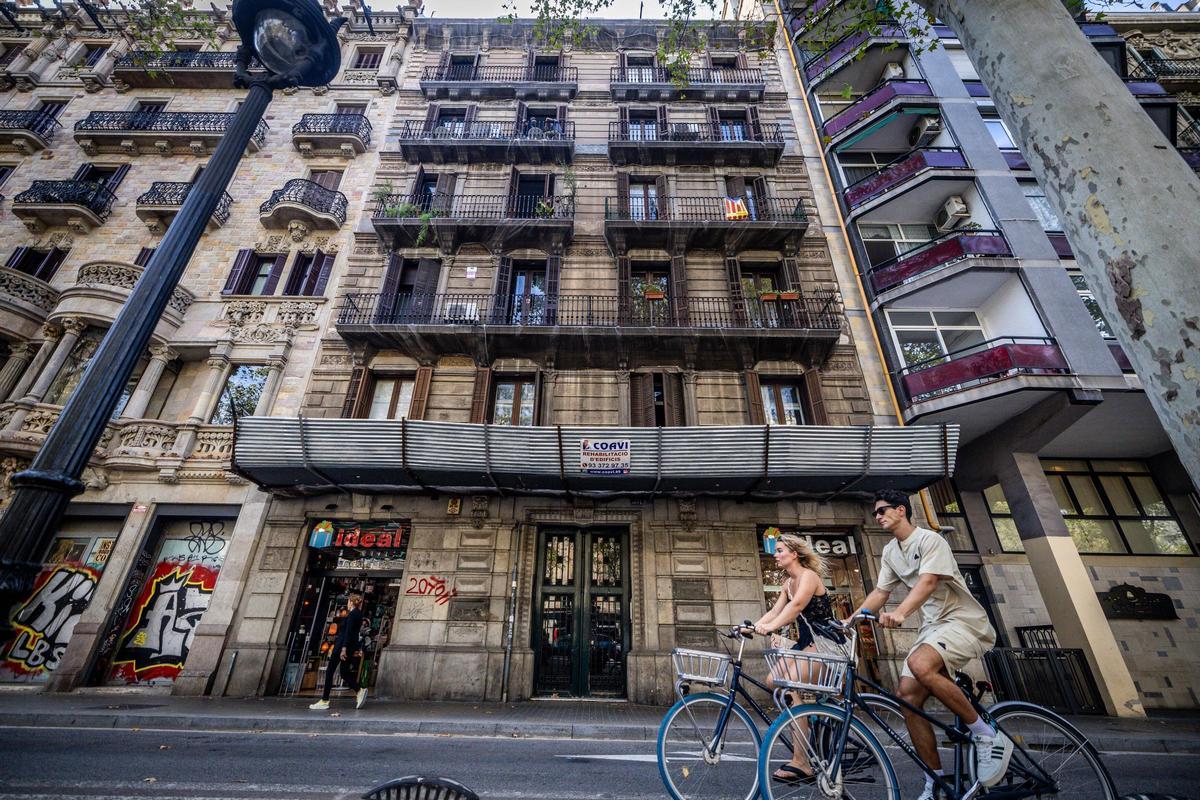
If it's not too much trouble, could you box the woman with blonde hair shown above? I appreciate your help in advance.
[752,532,846,785]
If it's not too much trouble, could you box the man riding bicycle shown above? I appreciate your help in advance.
[857,489,1013,798]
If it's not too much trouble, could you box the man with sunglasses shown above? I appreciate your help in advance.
[856,489,1011,799]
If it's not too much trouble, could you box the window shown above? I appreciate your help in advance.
[630,265,669,324]
[886,310,987,368]
[448,53,478,79]
[929,479,976,552]
[628,177,658,220]
[309,169,343,190]
[249,254,281,295]
[134,247,156,267]
[284,251,333,297]
[627,109,659,141]
[1067,269,1113,339]
[858,223,937,267]
[433,109,467,136]
[5,247,68,282]
[491,378,536,426]
[760,382,807,425]
[508,263,547,324]
[718,111,748,141]
[740,263,780,299]
[625,55,656,82]
[80,44,108,68]
[210,365,270,424]
[984,484,1023,552]
[335,103,367,115]
[980,112,1016,150]
[530,54,561,81]
[839,151,903,185]
[134,99,168,114]
[353,47,384,69]
[37,100,67,119]
[45,329,102,406]
[0,43,23,70]
[366,376,415,420]
[631,371,684,427]
[74,163,129,193]
[944,45,979,81]
[1020,181,1062,232]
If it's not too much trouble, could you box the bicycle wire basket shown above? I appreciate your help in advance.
[671,647,731,686]
[763,648,850,695]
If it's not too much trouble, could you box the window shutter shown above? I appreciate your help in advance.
[556,104,567,124]
[616,172,630,216]
[744,370,766,424]
[105,163,130,191]
[618,51,627,78]
[533,370,545,425]
[434,172,457,214]
[656,105,668,136]
[312,250,335,296]
[630,373,654,427]
[617,105,629,137]
[423,104,439,133]
[492,255,513,323]
[505,166,520,214]
[283,253,309,296]
[464,104,477,128]
[746,106,762,140]
[735,52,748,69]
[222,249,254,295]
[655,174,669,220]
[803,369,828,425]
[515,101,528,131]
[469,366,492,424]
[5,246,27,269]
[725,255,746,322]
[260,254,287,296]
[617,254,632,324]
[72,163,94,181]
[135,247,155,267]
[408,166,426,204]
[37,248,67,282]
[409,365,434,420]
[669,250,688,325]
[781,254,801,291]
[413,257,440,295]
[545,251,561,325]
[664,372,686,427]
[706,105,720,138]
[437,49,450,78]
[725,176,746,198]
[342,366,368,418]
[526,49,537,77]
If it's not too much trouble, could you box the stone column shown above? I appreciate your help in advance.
[119,345,176,420]
[538,368,557,425]
[252,353,287,417]
[616,367,631,426]
[172,343,232,459]
[6,323,61,401]
[20,317,86,403]
[374,33,407,93]
[682,369,699,426]
[0,343,35,401]
[82,37,128,91]
[3,34,51,76]
[996,450,1145,718]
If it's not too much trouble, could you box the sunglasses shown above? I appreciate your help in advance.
[872,504,899,517]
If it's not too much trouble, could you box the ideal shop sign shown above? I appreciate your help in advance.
[308,520,409,550]
[762,526,856,557]
[579,438,631,475]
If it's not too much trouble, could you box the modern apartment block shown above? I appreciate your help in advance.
[775,0,1200,712]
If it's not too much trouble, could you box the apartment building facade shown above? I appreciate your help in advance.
[776,0,1200,713]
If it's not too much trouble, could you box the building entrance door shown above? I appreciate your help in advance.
[533,527,629,698]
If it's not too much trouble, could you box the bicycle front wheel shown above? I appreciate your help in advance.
[657,691,761,800]
[990,701,1118,799]
[759,703,899,800]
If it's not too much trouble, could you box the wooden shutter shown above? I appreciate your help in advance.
[725,254,746,322]
[437,49,450,78]
[135,247,155,267]
[492,255,513,323]
[556,104,567,124]
[669,251,688,325]
[408,166,426,204]
[423,104,439,133]
[434,172,457,213]
[617,105,629,138]
[515,101,528,131]
[105,163,130,191]
[781,253,801,291]
[37,248,67,282]
[803,369,828,426]
[617,253,632,324]
[72,163,94,180]
[752,176,770,219]
[5,247,27,269]
[707,105,720,139]
[533,369,545,425]
[618,51,627,79]
[526,48,537,78]
[630,372,654,427]
[725,176,746,198]
[469,366,493,424]
[260,254,287,295]
[656,104,668,137]
[222,249,254,295]
[312,169,343,190]
[409,366,434,420]
[655,175,669,220]
[464,104,477,129]
[545,251,561,324]
[616,172,630,216]
[505,166,520,214]
[342,366,369,418]
[735,52,748,69]
[312,251,335,296]
[413,257,440,294]
[664,372,686,427]
[746,106,762,140]
[744,370,766,424]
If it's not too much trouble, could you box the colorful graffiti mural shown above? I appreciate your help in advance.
[2,564,100,678]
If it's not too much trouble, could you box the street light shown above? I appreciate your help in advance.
[0,0,346,650]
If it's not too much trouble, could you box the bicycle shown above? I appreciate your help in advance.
[657,623,905,800]
[756,609,1118,799]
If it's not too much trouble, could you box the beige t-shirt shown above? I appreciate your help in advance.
[876,527,994,638]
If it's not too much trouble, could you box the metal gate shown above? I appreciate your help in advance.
[984,639,1105,715]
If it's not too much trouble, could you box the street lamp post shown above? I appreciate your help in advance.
[0,0,346,648]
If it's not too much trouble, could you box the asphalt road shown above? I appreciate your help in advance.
[0,725,1196,799]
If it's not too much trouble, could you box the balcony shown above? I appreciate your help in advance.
[396,120,574,165]
[12,180,117,234]
[1181,148,1200,173]
[897,337,1071,406]
[1047,232,1074,259]
[822,80,934,141]
[372,194,575,252]
[338,289,841,371]
[136,181,233,233]
[259,179,348,234]
[867,230,1012,295]
[112,50,263,89]
[233,416,959,500]
[609,67,765,102]
[842,147,971,215]
[605,196,807,253]
[57,261,194,336]
[0,109,61,154]
[74,111,269,157]
[1133,56,1200,84]
[607,121,784,167]
[419,65,579,101]
[292,113,372,157]
[0,267,59,341]
[802,24,906,86]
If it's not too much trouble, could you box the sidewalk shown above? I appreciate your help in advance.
[1,689,1198,753]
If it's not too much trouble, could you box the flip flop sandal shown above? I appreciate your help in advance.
[772,764,817,784]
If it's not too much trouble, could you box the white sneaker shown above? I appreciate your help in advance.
[916,786,937,800]
[355,688,368,709]
[308,699,330,710]
[973,726,1014,787]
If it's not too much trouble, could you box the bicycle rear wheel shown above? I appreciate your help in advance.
[989,701,1118,799]
[657,692,761,800]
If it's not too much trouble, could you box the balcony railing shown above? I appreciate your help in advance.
[802,23,904,81]
[607,121,783,144]
[1046,231,1074,259]
[898,336,1070,403]
[0,109,61,139]
[12,180,117,218]
[609,66,764,85]
[421,65,578,82]
[338,290,842,331]
[867,230,1011,293]
[292,113,372,145]
[260,179,347,225]
[604,196,806,223]
[843,147,970,208]
[74,110,269,149]
[1181,148,1200,172]
[374,193,575,221]
[822,79,933,137]
[115,50,253,71]
[138,181,233,226]
[398,119,575,143]
[1137,56,1200,81]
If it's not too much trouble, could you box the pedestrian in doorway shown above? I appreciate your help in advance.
[309,592,368,710]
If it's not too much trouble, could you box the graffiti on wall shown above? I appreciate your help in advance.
[2,565,100,678]
[404,575,457,605]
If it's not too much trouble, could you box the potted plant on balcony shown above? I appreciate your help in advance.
[779,290,800,301]
[759,290,780,302]
[643,288,665,300]
[535,198,556,218]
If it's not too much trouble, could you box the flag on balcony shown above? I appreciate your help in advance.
[724,196,749,220]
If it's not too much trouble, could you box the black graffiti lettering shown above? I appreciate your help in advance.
[5,568,97,673]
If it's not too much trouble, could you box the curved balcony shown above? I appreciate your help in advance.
[396,120,575,165]
[607,121,784,167]
[822,79,934,140]
[373,193,574,252]
[0,267,58,341]
[609,66,765,102]
[55,261,193,337]
[842,147,971,215]
[113,50,263,89]
[867,230,1012,295]
[136,181,233,233]
[802,23,905,86]
[0,109,61,154]
[604,196,807,252]
[897,337,1070,406]
[74,111,268,156]
[259,179,348,233]
[12,180,117,234]
[292,113,372,157]
[419,65,579,101]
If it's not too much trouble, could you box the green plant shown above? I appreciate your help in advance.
[535,199,555,218]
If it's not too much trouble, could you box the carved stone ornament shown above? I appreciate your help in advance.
[470,495,489,529]
[76,262,194,315]
[678,496,698,531]
[222,300,267,326]
[0,266,58,312]
[277,301,319,328]
[1123,29,1200,60]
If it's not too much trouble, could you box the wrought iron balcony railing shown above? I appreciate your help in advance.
[260,179,347,225]
[604,196,806,223]
[0,109,62,139]
[292,113,372,145]
[1179,119,1200,149]
[398,119,575,142]
[13,180,118,218]
[115,50,260,71]
[607,121,783,144]
[137,181,233,226]
[338,290,842,332]
[1135,56,1200,81]
[74,110,269,148]
[842,146,970,208]
[609,66,764,84]
[421,65,578,82]
[897,336,1070,403]
[374,193,575,220]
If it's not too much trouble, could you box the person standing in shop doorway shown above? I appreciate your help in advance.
[309,593,368,711]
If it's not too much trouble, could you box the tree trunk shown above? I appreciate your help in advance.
[923,0,1200,487]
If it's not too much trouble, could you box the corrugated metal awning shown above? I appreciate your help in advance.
[232,417,959,500]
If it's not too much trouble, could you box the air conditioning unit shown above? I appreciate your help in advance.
[934,195,970,232]
[879,62,905,82]
[908,115,943,148]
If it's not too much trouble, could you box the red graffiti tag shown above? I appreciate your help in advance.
[405,575,458,605]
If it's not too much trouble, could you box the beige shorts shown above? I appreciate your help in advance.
[901,621,994,680]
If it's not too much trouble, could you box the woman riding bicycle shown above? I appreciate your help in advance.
[752,533,846,785]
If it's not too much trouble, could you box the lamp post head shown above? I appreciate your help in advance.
[232,0,346,88]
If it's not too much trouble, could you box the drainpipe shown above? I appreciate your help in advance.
[501,522,523,703]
